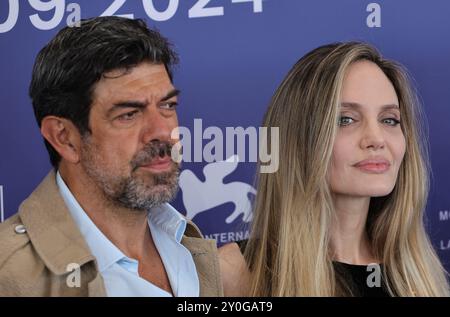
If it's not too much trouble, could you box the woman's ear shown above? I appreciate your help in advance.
[40,116,82,164]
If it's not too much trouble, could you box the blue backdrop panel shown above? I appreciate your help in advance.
[0,0,449,272]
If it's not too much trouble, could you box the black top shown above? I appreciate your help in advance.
[333,261,391,297]
[236,239,391,297]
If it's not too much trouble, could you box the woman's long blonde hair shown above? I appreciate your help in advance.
[244,42,449,296]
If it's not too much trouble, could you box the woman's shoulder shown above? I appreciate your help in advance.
[218,241,250,296]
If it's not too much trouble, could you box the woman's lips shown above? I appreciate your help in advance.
[140,156,173,172]
[353,159,391,174]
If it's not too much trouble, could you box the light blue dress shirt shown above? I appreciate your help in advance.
[56,171,200,297]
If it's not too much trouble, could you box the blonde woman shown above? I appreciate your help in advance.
[219,42,449,297]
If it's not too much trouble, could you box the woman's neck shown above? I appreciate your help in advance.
[330,194,378,265]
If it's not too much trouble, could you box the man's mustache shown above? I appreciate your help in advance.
[131,141,175,171]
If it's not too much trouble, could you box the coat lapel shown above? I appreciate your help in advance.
[182,232,224,297]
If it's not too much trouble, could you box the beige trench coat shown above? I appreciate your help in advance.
[0,171,223,296]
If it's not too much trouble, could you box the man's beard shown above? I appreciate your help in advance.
[80,138,180,211]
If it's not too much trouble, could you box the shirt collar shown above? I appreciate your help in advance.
[148,203,187,244]
[55,171,188,272]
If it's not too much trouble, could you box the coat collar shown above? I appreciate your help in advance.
[18,170,95,275]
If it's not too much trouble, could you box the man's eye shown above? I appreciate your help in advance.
[118,110,139,121]
[382,118,401,126]
[338,116,355,126]
[160,102,178,110]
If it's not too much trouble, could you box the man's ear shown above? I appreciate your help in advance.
[40,116,83,164]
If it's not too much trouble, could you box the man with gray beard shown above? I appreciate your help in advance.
[0,17,223,297]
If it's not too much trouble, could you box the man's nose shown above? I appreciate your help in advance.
[141,107,178,144]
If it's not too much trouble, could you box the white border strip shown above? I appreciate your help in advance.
[0,185,4,223]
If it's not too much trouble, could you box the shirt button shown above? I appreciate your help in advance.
[14,225,27,234]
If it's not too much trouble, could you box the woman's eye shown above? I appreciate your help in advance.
[338,116,355,126]
[382,118,401,126]
[118,110,139,121]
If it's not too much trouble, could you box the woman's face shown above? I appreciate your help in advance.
[328,60,406,198]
